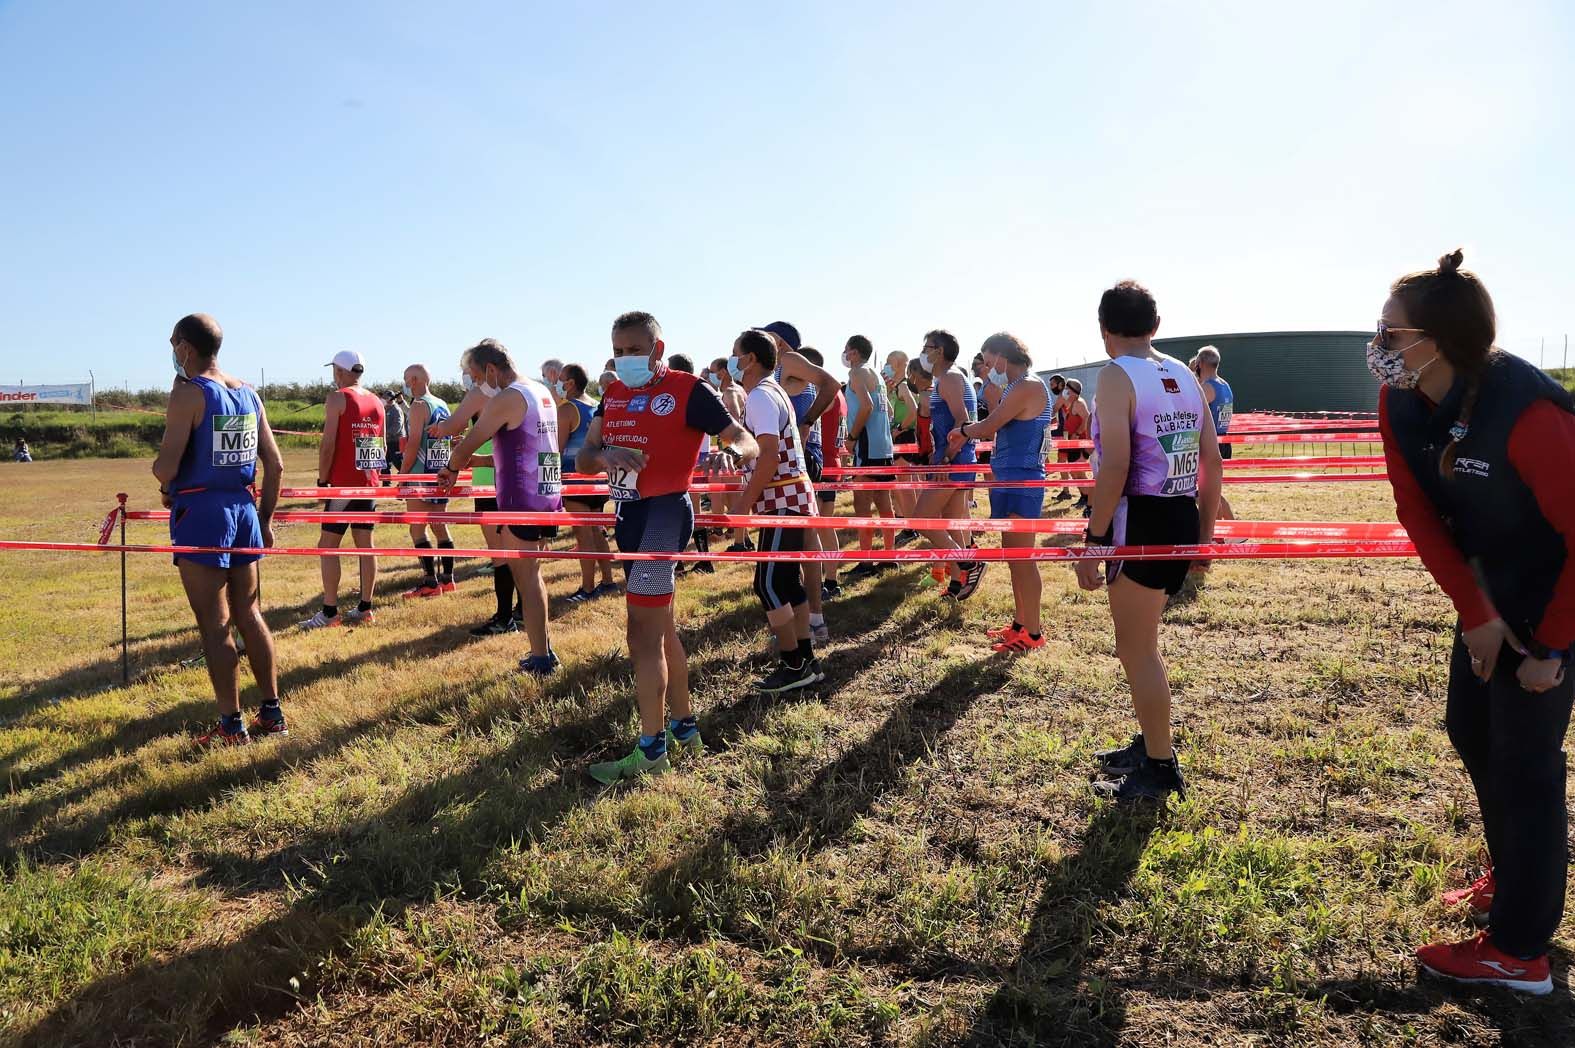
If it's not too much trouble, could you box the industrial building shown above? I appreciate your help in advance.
[1040,331,1376,413]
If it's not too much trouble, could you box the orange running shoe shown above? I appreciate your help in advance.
[402,582,443,599]
[991,626,1045,654]
[194,721,251,747]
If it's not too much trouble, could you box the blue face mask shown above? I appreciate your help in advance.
[172,348,188,379]
[553,380,567,398]
[707,372,722,387]
[881,364,894,380]
[727,357,744,381]
[989,367,1009,387]
[402,382,413,398]
[615,354,654,388]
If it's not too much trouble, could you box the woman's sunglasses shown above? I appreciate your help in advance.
[1373,320,1426,352]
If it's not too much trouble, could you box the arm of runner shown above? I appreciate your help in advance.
[938,371,970,462]
[954,376,1042,443]
[441,389,518,487]
[401,399,430,474]
[255,400,283,546]
[847,370,873,441]
[1085,364,1132,539]
[576,414,646,475]
[729,430,776,514]
[899,382,919,421]
[429,388,484,438]
[152,380,202,490]
[1197,416,1223,544]
[318,391,343,484]
[783,351,838,426]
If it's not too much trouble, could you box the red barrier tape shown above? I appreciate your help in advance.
[96,504,123,546]
[0,538,1420,563]
[120,508,1412,542]
[819,455,1387,476]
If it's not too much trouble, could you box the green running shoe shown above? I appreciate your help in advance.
[666,729,705,757]
[589,745,671,784]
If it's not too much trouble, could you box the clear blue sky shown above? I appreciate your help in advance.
[2,0,1571,391]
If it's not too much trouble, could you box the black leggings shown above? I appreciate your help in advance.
[1444,630,1574,958]
[753,524,807,612]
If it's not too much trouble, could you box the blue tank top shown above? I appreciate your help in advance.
[172,376,262,494]
[1204,376,1233,434]
[862,377,894,459]
[562,399,594,470]
[413,392,453,471]
[990,375,1053,473]
[930,366,977,464]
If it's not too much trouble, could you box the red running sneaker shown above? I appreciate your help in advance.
[991,626,1044,654]
[438,580,458,594]
[194,722,251,747]
[402,582,443,599]
[985,622,1018,638]
[1416,931,1551,995]
[1442,868,1494,921]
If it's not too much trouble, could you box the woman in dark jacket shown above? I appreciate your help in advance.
[1376,250,1575,995]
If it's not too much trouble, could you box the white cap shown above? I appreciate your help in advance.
[327,349,365,372]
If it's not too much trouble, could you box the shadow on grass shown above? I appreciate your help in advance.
[962,804,1160,1048]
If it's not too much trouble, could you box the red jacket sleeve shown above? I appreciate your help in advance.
[1379,388,1494,630]
[1507,400,1575,650]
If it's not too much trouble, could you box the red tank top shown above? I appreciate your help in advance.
[1064,406,1088,440]
[598,369,711,499]
[328,388,387,486]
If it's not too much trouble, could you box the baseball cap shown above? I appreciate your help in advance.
[327,350,365,373]
[758,321,801,352]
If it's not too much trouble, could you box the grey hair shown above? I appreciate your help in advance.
[1196,345,1221,366]
[980,331,1031,368]
[611,311,662,346]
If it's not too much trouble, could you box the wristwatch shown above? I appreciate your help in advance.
[1084,526,1114,546]
[1525,639,1571,665]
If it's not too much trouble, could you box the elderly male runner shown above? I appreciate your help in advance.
[153,313,287,746]
[438,339,563,675]
[302,350,385,628]
[577,311,758,783]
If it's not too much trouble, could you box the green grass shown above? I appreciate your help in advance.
[0,452,1571,1046]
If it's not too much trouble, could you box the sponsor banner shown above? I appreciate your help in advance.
[0,382,92,405]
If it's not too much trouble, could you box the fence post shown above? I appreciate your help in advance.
[118,492,128,685]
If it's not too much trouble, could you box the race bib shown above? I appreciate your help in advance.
[424,438,452,471]
[1039,427,1057,462]
[354,435,388,470]
[537,451,562,496]
[1216,401,1233,430]
[211,413,257,468]
[608,462,641,501]
[1159,430,1200,496]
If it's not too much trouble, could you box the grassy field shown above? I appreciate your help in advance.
[1,452,1571,1047]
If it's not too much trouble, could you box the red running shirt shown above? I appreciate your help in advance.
[328,388,387,486]
[596,367,733,499]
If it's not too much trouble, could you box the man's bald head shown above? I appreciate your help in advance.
[172,313,223,359]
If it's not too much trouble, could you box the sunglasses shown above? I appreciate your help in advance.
[1373,320,1426,352]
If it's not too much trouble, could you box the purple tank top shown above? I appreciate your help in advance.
[493,379,563,512]
[1090,353,1205,498]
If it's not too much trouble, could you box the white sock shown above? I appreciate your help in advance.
[809,613,825,627]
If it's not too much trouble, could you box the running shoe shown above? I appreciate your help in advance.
[666,728,705,756]
[845,561,882,581]
[344,607,377,626]
[248,709,288,738]
[563,588,596,605]
[948,561,987,600]
[518,650,561,676]
[757,660,820,695]
[1442,869,1495,922]
[469,616,520,637]
[438,580,458,594]
[985,621,1019,638]
[1416,931,1551,995]
[591,582,623,599]
[1092,758,1185,803]
[194,721,250,747]
[298,610,341,630]
[822,579,842,599]
[894,529,920,547]
[401,582,442,599]
[811,622,831,645]
[1094,734,1147,777]
[692,561,715,574]
[589,745,671,784]
[1053,490,1073,502]
[725,539,756,553]
[809,656,826,684]
[991,626,1044,654]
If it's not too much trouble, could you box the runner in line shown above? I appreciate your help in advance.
[302,350,385,629]
[557,363,620,602]
[437,339,562,675]
[843,334,898,578]
[948,333,1052,651]
[430,360,523,635]
[1079,280,1221,802]
[1195,344,1237,533]
[399,363,457,598]
[891,356,926,544]
[1061,378,1092,510]
[730,329,823,693]
[577,311,759,783]
[759,323,837,640]
[914,330,986,599]
[797,346,846,609]
[153,313,287,746]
